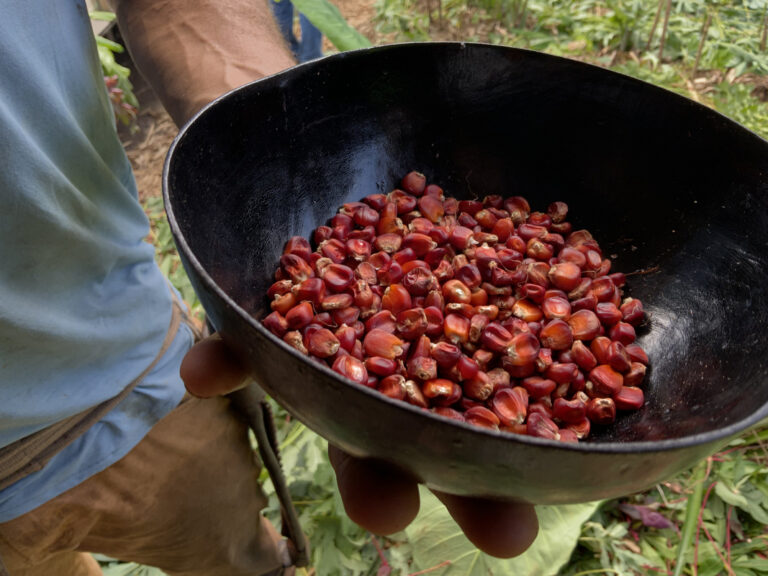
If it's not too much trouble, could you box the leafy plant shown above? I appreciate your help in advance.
[90,10,139,128]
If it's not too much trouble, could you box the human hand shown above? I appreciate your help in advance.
[181,336,539,558]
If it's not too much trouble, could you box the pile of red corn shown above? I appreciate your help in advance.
[263,171,648,442]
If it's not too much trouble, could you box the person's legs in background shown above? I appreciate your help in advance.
[269,0,299,57]
[297,13,323,62]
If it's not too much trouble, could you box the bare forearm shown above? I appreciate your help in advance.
[113,0,296,126]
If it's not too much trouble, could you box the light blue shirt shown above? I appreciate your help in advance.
[0,0,189,521]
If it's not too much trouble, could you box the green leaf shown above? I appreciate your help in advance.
[89,10,116,22]
[406,488,600,575]
[716,481,750,510]
[288,0,371,51]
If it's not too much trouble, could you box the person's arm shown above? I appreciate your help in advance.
[112,0,295,126]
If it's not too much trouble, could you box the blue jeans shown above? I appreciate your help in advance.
[269,0,323,63]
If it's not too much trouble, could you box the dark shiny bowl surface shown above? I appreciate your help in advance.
[163,42,768,504]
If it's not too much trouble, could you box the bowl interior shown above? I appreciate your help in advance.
[164,43,768,501]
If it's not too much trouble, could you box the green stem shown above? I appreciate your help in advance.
[672,462,707,576]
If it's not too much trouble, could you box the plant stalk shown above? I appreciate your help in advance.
[693,10,712,77]
[658,0,673,64]
[646,0,665,51]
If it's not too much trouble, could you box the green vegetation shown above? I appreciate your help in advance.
[128,1,768,574]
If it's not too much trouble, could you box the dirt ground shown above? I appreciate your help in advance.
[121,0,378,200]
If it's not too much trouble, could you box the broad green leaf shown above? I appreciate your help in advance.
[406,487,600,576]
[287,0,371,51]
[716,481,751,511]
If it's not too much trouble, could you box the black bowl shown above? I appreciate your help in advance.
[163,42,768,504]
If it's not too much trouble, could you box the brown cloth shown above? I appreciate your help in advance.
[0,394,288,576]
[0,287,190,492]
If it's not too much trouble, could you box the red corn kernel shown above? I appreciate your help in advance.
[403,232,437,257]
[332,355,368,385]
[568,309,601,341]
[571,340,597,372]
[283,330,308,355]
[270,292,297,316]
[521,375,557,398]
[445,302,475,319]
[471,349,493,371]
[480,322,513,354]
[527,211,552,228]
[321,293,354,311]
[422,378,455,402]
[295,277,326,306]
[624,362,647,387]
[553,397,587,424]
[589,277,615,303]
[492,387,529,426]
[491,218,515,242]
[567,417,591,439]
[504,196,530,223]
[388,190,418,214]
[545,362,579,385]
[430,341,462,368]
[458,212,478,228]
[312,312,335,328]
[283,236,312,261]
[280,254,315,283]
[432,407,466,422]
[535,347,553,373]
[558,246,587,268]
[546,261,580,292]
[469,314,490,343]
[587,397,617,425]
[527,412,560,440]
[465,406,500,430]
[625,344,649,365]
[517,223,547,241]
[539,319,574,351]
[401,171,427,196]
[595,302,623,326]
[620,298,645,325]
[505,332,540,366]
[395,307,428,340]
[381,284,413,316]
[607,341,632,373]
[306,328,340,358]
[334,324,357,352]
[366,356,398,377]
[322,263,355,291]
[487,367,511,391]
[377,259,404,286]
[474,209,499,230]
[377,202,402,235]
[557,429,579,443]
[409,217,434,235]
[609,322,636,345]
[615,386,645,410]
[268,279,294,300]
[407,355,438,381]
[524,261,551,287]
[403,379,428,408]
[463,371,494,401]
[589,364,624,396]
[512,299,543,322]
[285,301,314,330]
[444,313,471,345]
[378,374,406,401]
[590,336,612,365]
[520,283,546,304]
[374,233,403,254]
[570,294,597,312]
[313,225,333,245]
[418,194,445,223]
[364,310,396,334]
[541,296,571,321]
[456,355,480,381]
[263,311,288,337]
[423,306,444,338]
[402,267,436,297]
[441,279,472,304]
[547,201,568,223]
[363,329,404,360]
